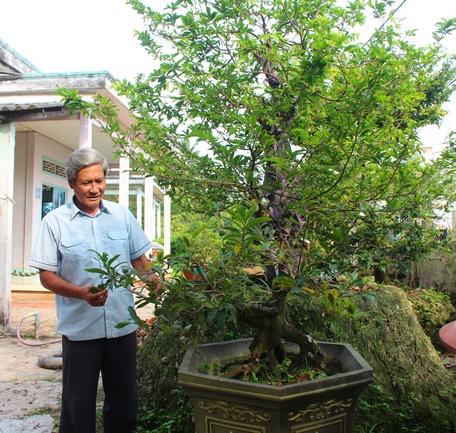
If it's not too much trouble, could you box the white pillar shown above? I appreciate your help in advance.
[136,187,143,228]
[155,201,162,239]
[23,138,35,269]
[79,116,93,148]
[144,177,156,242]
[163,195,171,256]
[119,156,130,208]
[0,123,15,335]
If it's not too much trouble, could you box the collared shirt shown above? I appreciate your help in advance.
[30,199,152,341]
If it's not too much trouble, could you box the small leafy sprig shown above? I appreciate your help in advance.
[86,250,137,292]
[85,250,163,329]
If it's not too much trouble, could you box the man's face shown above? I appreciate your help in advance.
[69,163,106,215]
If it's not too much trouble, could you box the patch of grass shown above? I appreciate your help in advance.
[43,376,62,381]
[25,405,54,417]
[95,384,104,432]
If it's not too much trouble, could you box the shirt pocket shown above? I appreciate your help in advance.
[107,230,130,254]
[60,235,87,264]
[107,230,129,241]
[61,235,85,249]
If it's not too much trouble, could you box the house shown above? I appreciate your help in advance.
[0,39,171,335]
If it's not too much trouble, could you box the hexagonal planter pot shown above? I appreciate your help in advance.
[178,338,373,433]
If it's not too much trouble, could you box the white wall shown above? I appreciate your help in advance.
[12,131,71,270]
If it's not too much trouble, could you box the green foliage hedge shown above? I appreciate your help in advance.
[136,289,253,433]
[406,288,456,351]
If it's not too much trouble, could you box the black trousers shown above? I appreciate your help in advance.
[59,332,137,433]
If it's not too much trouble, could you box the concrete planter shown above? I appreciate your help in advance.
[178,338,373,433]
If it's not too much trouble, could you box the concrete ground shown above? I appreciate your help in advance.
[1,277,62,433]
[0,336,61,433]
[1,274,154,433]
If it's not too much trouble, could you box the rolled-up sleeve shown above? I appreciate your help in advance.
[30,215,60,272]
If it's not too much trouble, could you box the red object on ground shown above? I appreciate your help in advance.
[439,321,456,353]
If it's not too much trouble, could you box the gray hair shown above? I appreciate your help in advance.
[65,148,108,183]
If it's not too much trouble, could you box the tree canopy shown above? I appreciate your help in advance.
[60,0,456,280]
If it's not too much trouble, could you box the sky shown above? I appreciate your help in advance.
[1,0,164,82]
[1,0,456,150]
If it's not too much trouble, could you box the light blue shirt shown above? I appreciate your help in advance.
[30,199,152,341]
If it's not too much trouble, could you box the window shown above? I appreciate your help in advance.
[41,184,66,219]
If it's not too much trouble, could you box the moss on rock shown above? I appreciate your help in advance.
[406,288,456,351]
[289,285,456,433]
[135,326,192,433]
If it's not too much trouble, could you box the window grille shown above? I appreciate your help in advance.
[43,159,66,178]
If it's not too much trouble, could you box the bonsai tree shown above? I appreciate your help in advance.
[59,0,456,373]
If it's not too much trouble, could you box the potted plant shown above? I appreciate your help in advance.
[92,210,374,433]
[59,0,456,431]
[179,339,372,433]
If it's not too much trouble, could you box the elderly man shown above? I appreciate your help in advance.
[30,147,156,433]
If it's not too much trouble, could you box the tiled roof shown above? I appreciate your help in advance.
[0,102,65,112]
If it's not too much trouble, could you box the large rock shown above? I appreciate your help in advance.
[290,285,456,433]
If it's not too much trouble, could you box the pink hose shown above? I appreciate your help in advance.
[16,312,61,347]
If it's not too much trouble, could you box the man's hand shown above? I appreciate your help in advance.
[131,253,163,294]
[84,287,109,307]
[145,273,163,294]
[39,270,109,305]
